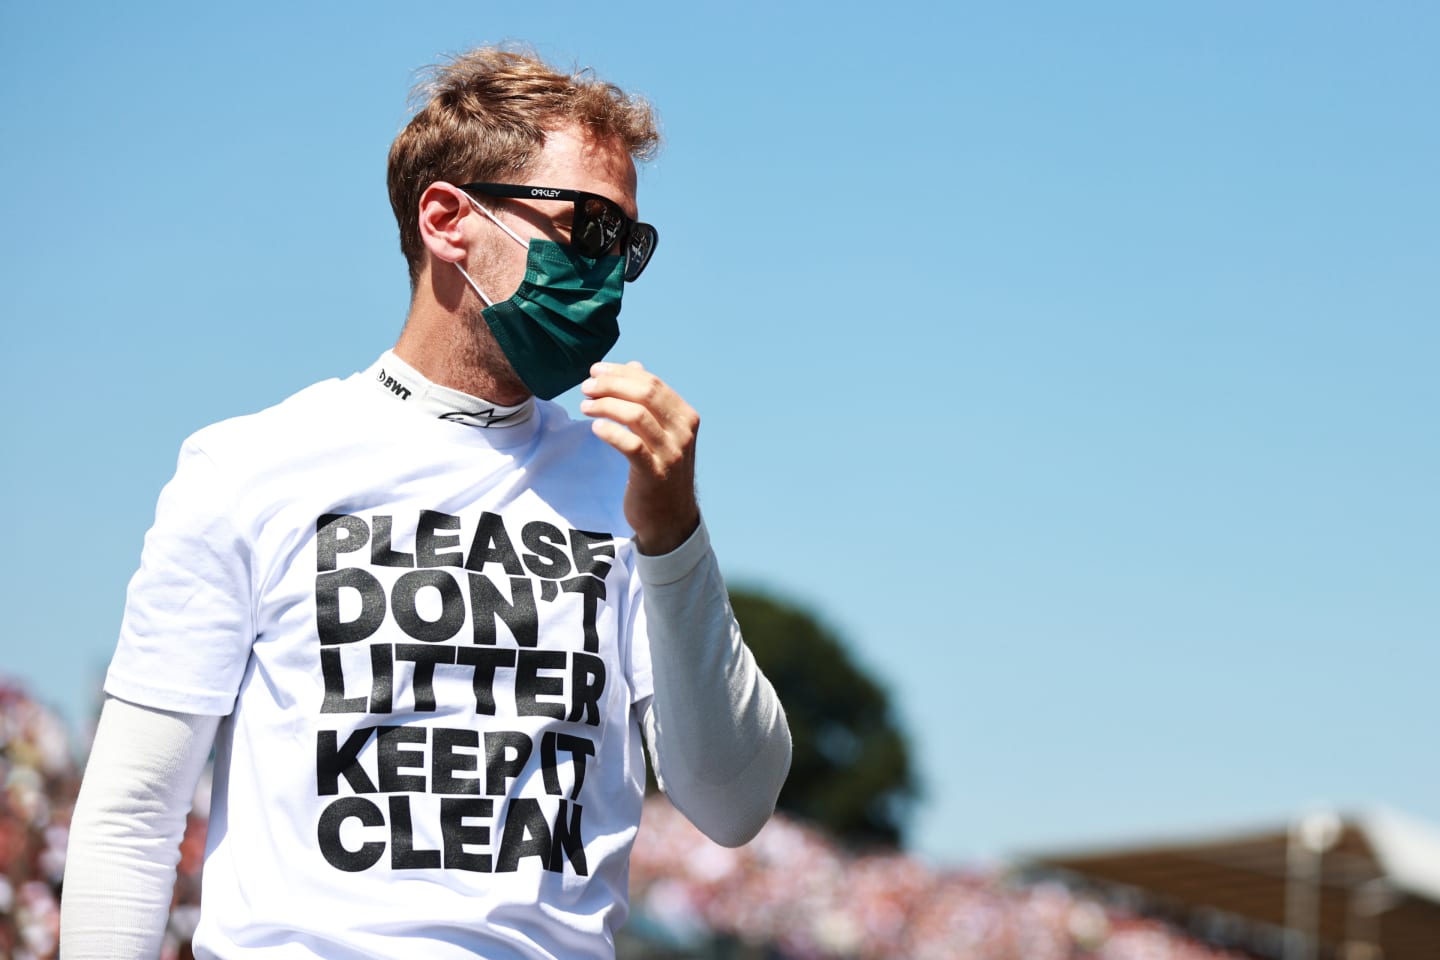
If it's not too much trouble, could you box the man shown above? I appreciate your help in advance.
[61,47,791,959]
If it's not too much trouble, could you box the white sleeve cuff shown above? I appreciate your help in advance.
[633,516,712,586]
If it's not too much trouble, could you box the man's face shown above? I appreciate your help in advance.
[469,123,640,301]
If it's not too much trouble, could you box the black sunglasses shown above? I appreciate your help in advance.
[459,182,658,282]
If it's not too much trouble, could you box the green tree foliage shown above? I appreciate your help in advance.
[728,588,917,849]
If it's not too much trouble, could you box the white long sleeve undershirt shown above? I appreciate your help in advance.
[60,518,790,958]
[634,520,791,847]
[61,699,219,958]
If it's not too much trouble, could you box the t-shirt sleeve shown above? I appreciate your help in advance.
[105,437,256,716]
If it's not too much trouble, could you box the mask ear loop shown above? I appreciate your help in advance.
[453,261,495,307]
[468,198,530,247]
[454,193,532,308]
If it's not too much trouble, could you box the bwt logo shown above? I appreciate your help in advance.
[377,369,412,400]
[529,188,562,199]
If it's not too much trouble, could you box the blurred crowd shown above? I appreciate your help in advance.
[629,797,1242,960]
[0,681,206,960]
[1,678,1240,959]
[0,681,75,959]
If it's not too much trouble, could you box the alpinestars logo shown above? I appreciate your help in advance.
[376,369,412,401]
[439,407,527,427]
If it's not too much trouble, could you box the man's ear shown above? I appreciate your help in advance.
[417,183,474,264]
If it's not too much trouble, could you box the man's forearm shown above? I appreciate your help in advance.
[637,520,792,847]
[61,696,219,959]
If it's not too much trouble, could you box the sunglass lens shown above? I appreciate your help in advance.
[577,197,624,257]
[624,225,657,281]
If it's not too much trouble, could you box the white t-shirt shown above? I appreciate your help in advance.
[106,364,657,959]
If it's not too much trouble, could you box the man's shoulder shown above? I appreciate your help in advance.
[184,375,357,464]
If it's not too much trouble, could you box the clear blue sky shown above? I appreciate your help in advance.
[3,1,1436,865]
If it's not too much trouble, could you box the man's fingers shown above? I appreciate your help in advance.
[579,396,672,456]
[581,363,700,445]
[582,364,669,411]
[590,417,645,460]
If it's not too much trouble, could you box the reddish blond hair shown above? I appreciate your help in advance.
[387,46,661,287]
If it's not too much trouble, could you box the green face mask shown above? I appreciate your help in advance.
[478,240,625,400]
[454,193,627,400]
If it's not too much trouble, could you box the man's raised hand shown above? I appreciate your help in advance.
[579,361,701,556]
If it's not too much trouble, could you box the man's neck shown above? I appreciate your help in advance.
[393,293,531,406]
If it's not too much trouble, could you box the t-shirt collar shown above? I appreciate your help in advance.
[363,351,535,428]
